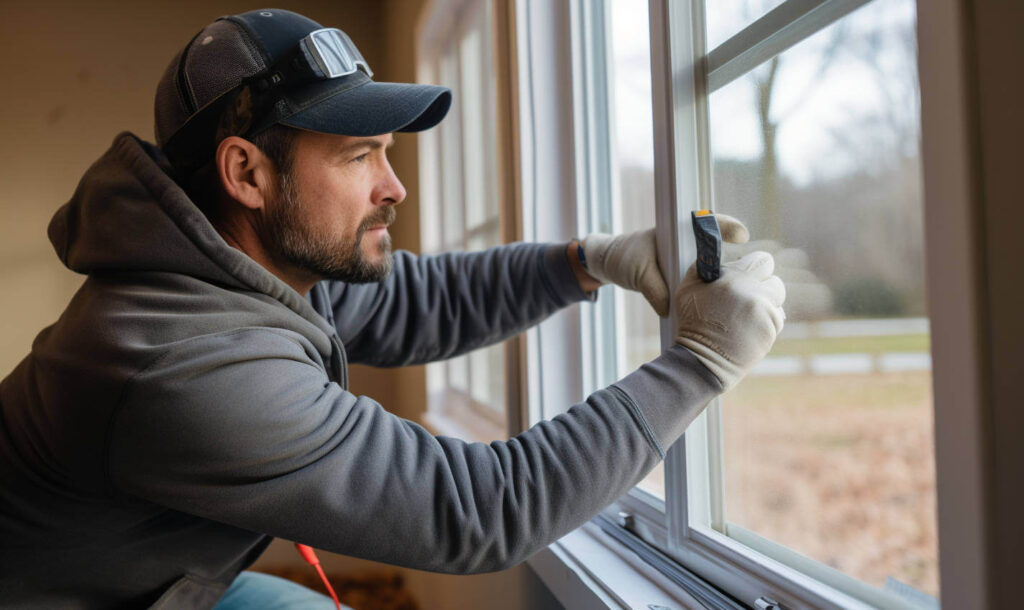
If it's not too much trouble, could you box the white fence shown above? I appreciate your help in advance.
[752,317,931,377]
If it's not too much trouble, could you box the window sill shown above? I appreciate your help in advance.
[528,520,705,610]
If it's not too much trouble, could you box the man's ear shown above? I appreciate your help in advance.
[215,136,274,211]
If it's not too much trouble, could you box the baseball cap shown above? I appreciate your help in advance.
[155,8,452,172]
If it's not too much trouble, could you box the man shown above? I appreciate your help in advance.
[0,9,785,609]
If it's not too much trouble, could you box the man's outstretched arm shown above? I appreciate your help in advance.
[327,216,750,367]
[108,251,783,575]
[107,326,720,574]
[325,242,594,367]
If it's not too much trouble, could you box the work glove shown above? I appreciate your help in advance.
[581,214,750,317]
[674,251,786,391]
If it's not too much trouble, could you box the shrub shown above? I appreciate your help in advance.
[833,276,905,317]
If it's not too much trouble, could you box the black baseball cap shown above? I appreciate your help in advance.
[155,8,452,172]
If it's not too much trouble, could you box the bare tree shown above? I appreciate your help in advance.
[749,21,845,240]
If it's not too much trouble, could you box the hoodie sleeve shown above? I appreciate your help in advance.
[324,242,591,367]
[105,329,720,574]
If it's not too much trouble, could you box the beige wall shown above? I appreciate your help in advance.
[952,1,1024,606]
[0,2,557,608]
[0,0,424,413]
[0,0,379,371]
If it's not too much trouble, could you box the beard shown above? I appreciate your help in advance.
[264,171,396,284]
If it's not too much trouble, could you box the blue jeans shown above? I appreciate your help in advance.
[212,571,347,610]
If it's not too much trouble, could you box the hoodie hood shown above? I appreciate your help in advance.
[47,132,331,332]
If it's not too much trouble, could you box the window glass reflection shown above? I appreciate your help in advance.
[705,0,787,52]
[709,0,937,597]
[609,0,662,499]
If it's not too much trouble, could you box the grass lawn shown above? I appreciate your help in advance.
[730,368,933,411]
[769,333,930,357]
[721,371,939,597]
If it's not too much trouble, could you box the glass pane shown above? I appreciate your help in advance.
[431,5,505,428]
[705,0,786,52]
[459,2,500,231]
[468,230,505,418]
[459,22,485,229]
[448,354,469,393]
[419,58,444,255]
[427,357,446,396]
[467,230,500,253]
[469,342,507,416]
[709,0,937,600]
[608,0,662,499]
[439,40,464,249]
[460,3,499,232]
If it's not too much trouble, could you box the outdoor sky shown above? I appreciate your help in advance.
[609,0,919,186]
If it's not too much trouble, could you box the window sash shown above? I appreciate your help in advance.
[517,0,586,425]
[511,0,939,604]
[503,0,994,607]
[639,0,936,608]
[418,0,510,439]
[705,0,873,93]
[569,0,620,398]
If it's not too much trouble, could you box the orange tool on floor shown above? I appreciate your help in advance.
[295,543,342,610]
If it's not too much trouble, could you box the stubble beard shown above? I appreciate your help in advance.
[265,171,396,284]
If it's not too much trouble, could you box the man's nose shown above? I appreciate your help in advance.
[377,160,407,206]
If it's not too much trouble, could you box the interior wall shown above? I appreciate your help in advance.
[0,0,380,375]
[0,1,557,608]
[0,0,421,417]
[967,1,1024,607]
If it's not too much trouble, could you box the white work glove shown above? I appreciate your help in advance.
[674,251,786,391]
[582,214,750,317]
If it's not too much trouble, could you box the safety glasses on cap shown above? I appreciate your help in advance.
[300,28,373,79]
[253,27,373,96]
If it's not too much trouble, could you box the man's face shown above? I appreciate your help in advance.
[263,131,406,284]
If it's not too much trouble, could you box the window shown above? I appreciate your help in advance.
[527,0,939,607]
[570,0,664,499]
[417,0,508,440]
[421,0,951,607]
[710,1,936,599]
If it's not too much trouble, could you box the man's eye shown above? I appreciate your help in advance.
[352,153,369,163]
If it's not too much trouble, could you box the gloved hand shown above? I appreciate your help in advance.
[674,251,786,391]
[581,214,750,317]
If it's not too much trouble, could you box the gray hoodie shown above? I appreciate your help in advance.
[0,133,721,608]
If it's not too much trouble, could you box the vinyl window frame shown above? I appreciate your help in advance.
[634,1,923,608]
[522,0,977,608]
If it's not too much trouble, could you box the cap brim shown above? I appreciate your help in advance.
[279,79,452,136]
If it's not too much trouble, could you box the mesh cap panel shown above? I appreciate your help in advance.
[184,20,266,114]
[154,20,265,149]
[154,47,190,147]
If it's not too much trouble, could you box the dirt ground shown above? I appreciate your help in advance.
[721,371,939,597]
[632,371,938,599]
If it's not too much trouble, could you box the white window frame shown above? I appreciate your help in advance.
[520,0,990,608]
[419,0,1000,607]
[639,1,920,608]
